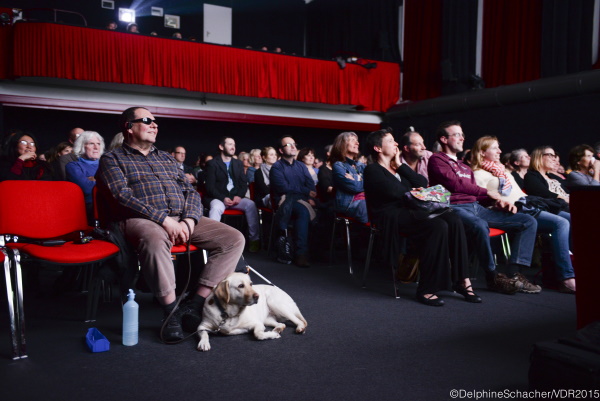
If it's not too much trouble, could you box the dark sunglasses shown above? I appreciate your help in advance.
[130,117,157,125]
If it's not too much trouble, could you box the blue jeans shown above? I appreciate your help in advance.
[278,201,310,256]
[535,211,574,280]
[343,199,368,224]
[450,202,537,273]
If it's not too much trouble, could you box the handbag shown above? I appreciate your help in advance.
[404,184,451,219]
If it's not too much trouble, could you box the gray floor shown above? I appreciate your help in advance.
[0,249,577,401]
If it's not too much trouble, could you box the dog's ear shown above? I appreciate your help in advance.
[214,279,230,304]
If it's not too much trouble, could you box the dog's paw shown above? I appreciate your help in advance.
[273,323,286,334]
[295,323,307,334]
[256,331,281,340]
[197,340,211,352]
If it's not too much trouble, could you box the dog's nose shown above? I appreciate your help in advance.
[253,293,259,300]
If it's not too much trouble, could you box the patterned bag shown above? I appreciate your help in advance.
[404,184,451,219]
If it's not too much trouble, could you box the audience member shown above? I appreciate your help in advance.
[363,128,481,306]
[501,152,513,172]
[428,121,538,294]
[313,156,323,171]
[105,21,117,30]
[524,146,570,205]
[204,137,260,253]
[171,146,197,185]
[509,148,530,188]
[65,131,104,221]
[566,144,600,187]
[399,129,432,184]
[0,131,53,181]
[108,132,124,151]
[47,141,73,164]
[471,136,575,293]
[249,148,263,171]
[254,146,277,208]
[298,147,318,186]
[238,151,256,183]
[172,32,182,39]
[548,154,569,191]
[330,132,367,223]
[97,107,244,341]
[270,136,316,267]
[126,23,139,34]
[317,144,334,207]
[593,141,600,161]
[192,153,212,185]
[53,127,83,180]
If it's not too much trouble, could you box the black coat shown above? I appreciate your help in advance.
[203,157,248,207]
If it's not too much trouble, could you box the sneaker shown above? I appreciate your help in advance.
[161,311,184,342]
[178,300,204,333]
[487,273,520,295]
[248,240,260,253]
[512,273,542,294]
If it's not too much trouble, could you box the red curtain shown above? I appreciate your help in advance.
[482,0,543,88]
[6,23,399,112]
[402,0,443,101]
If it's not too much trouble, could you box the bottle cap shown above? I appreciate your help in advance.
[128,289,135,300]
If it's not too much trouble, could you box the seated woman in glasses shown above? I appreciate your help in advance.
[363,128,480,306]
[0,132,53,181]
[524,146,570,207]
[331,132,368,223]
[65,131,105,222]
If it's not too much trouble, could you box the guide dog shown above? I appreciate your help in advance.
[197,272,307,351]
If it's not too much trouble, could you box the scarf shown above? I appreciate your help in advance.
[481,160,512,196]
[260,163,272,186]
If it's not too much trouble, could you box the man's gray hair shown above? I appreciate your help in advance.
[72,131,105,158]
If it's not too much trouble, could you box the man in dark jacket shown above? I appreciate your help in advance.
[204,136,260,252]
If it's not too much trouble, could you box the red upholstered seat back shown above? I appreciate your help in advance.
[0,180,89,239]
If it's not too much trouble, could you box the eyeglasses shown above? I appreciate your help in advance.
[446,132,465,139]
[282,143,297,148]
[19,140,35,146]
[542,153,557,159]
[130,117,157,125]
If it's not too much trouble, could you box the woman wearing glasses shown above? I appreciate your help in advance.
[0,132,53,181]
[524,146,570,206]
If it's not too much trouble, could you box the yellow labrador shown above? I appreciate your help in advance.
[197,272,307,351]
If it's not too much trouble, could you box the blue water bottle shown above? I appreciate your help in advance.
[122,289,139,346]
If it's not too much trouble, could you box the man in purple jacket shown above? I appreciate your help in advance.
[428,121,538,294]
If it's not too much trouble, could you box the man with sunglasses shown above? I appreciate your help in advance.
[270,136,317,267]
[96,107,244,342]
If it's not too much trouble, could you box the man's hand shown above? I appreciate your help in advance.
[162,216,184,244]
[309,191,317,199]
[223,197,234,206]
[232,196,242,206]
[176,218,195,244]
[185,173,197,185]
[496,199,516,214]
[344,172,355,181]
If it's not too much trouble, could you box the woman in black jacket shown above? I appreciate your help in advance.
[363,128,480,306]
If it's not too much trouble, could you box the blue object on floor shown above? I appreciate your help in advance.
[86,327,110,353]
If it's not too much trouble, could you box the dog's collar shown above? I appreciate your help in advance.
[213,294,229,324]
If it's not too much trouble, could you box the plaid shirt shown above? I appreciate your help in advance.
[96,143,202,225]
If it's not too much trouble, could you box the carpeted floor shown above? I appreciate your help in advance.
[0,248,577,401]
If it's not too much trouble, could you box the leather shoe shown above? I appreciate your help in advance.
[452,283,482,303]
[416,293,444,307]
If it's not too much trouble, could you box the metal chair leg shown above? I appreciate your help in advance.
[3,248,27,359]
[329,217,338,266]
[362,228,375,288]
[344,219,353,275]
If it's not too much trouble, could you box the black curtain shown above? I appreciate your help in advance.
[306,0,402,62]
[441,0,479,95]
[541,0,595,77]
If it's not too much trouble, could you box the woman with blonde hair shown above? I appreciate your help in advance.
[524,146,570,205]
[472,136,575,294]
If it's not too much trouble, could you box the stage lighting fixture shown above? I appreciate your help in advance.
[118,8,135,23]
